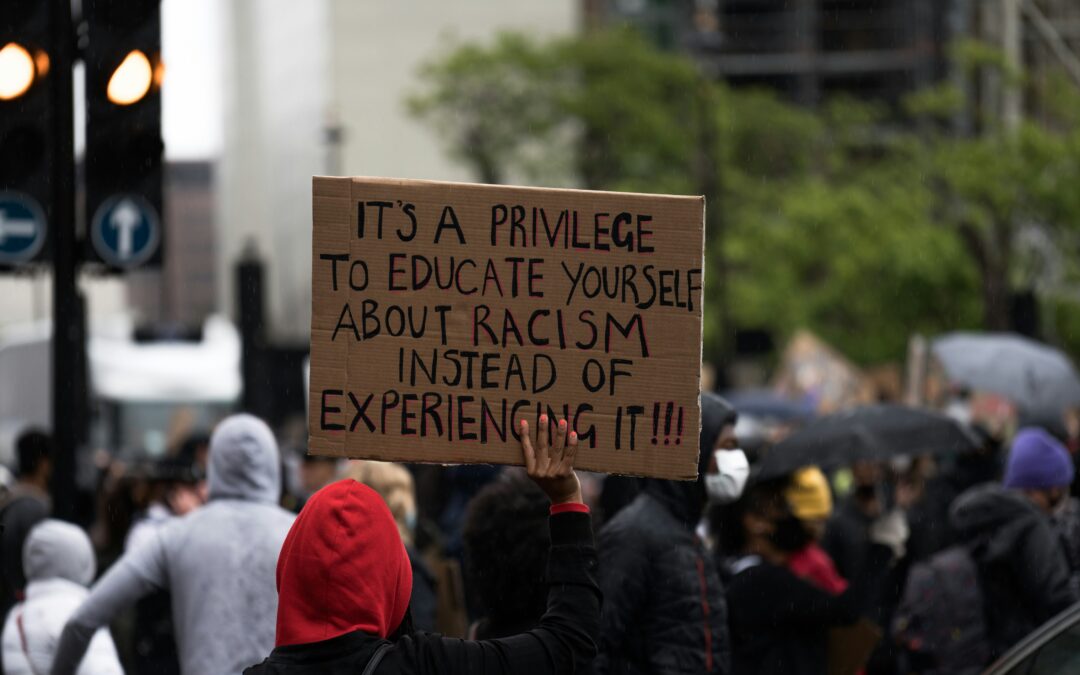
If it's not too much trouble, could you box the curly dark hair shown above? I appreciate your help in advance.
[713,477,790,555]
[462,472,550,635]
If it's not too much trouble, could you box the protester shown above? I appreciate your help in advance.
[1,520,122,675]
[889,429,1074,674]
[592,393,736,675]
[784,467,848,594]
[124,450,206,675]
[949,434,1078,660]
[297,455,339,508]
[243,413,600,674]
[999,427,1080,594]
[125,451,205,553]
[437,465,502,560]
[904,425,1001,563]
[461,472,550,639]
[0,430,54,618]
[50,414,296,675]
[1004,427,1074,516]
[724,478,905,675]
[822,460,884,583]
[1052,493,1080,596]
[344,460,437,632]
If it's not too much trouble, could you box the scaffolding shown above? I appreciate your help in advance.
[695,0,945,107]
[601,0,1080,113]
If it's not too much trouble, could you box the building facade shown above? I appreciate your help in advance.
[215,0,578,345]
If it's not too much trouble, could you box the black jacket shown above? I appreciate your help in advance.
[950,483,1078,656]
[243,510,600,675]
[906,452,1000,563]
[592,393,734,675]
[726,545,892,675]
[821,497,873,583]
[0,489,49,609]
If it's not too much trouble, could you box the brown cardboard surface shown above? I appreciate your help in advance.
[309,176,705,480]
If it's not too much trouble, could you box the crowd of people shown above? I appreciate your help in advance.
[0,390,1077,674]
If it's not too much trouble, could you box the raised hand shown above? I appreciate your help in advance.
[520,413,583,506]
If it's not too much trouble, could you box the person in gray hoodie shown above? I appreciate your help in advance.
[2,520,122,675]
[51,414,296,675]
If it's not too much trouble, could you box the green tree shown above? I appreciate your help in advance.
[894,42,1080,330]
[408,29,1079,365]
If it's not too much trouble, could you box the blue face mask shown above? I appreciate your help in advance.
[405,510,418,532]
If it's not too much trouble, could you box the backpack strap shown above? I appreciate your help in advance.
[362,642,391,675]
[16,611,45,675]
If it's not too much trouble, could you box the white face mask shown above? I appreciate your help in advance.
[705,449,750,504]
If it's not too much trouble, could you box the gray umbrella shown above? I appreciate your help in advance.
[932,332,1080,416]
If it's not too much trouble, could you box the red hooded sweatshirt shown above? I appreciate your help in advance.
[274,479,413,647]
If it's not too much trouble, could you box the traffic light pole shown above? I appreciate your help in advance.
[49,0,84,521]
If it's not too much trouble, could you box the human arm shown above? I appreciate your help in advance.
[51,532,168,675]
[386,414,600,675]
[74,629,124,675]
[1016,516,1078,621]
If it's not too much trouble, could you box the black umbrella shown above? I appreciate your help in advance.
[755,404,979,480]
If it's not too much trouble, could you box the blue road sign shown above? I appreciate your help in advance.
[90,194,161,268]
[0,192,47,265]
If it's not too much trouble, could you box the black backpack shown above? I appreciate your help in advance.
[893,545,991,675]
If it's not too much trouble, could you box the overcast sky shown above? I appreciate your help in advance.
[161,0,224,159]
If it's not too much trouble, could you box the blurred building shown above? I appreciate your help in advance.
[600,0,947,106]
[216,0,578,346]
[599,0,1080,115]
[128,161,217,330]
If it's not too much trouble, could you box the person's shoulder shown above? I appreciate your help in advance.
[737,557,795,580]
[727,559,803,598]
[0,491,48,519]
[599,497,657,538]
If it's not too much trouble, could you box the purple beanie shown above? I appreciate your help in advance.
[1004,427,1075,490]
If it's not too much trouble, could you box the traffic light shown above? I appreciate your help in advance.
[84,0,164,270]
[0,1,55,266]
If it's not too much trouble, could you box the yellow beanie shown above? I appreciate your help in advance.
[785,467,833,521]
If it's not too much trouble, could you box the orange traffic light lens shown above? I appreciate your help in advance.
[107,50,153,105]
[0,43,36,100]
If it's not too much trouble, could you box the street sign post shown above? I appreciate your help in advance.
[89,194,160,268]
[0,192,47,264]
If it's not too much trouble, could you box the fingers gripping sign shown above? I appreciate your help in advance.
[520,414,583,506]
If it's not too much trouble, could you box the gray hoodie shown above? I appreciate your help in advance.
[51,415,296,675]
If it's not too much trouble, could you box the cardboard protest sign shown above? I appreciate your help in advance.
[309,176,705,479]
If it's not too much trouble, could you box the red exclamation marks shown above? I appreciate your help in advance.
[651,403,660,445]
[663,402,674,445]
[675,406,684,445]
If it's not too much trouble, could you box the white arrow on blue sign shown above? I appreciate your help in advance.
[90,194,161,268]
[0,192,47,265]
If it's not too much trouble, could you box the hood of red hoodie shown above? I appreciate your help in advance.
[275,479,413,647]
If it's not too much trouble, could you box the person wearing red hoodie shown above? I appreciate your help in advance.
[244,414,600,675]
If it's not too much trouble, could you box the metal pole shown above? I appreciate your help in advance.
[50,0,84,521]
[1002,0,1023,131]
